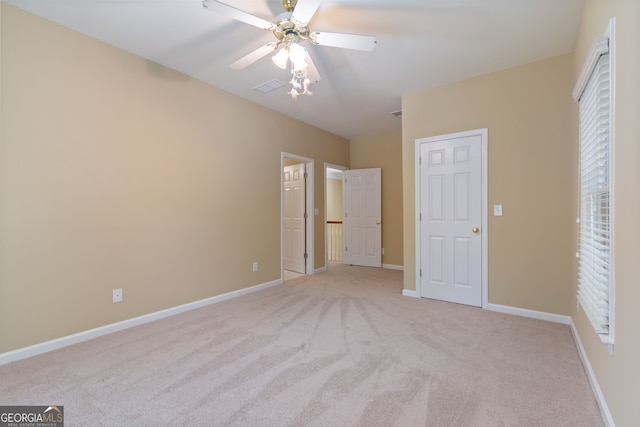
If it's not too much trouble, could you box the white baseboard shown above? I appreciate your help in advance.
[0,279,283,366]
[402,289,419,298]
[383,264,404,271]
[485,303,571,325]
[570,320,615,427]
[314,266,327,274]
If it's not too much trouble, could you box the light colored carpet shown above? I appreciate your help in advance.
[0,264,603,426]
[284,269,305,281]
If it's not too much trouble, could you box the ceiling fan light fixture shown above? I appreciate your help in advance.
[272,41,311,99]
[289,43,307,71]
[272,47,289,69]
[208,0,375,100]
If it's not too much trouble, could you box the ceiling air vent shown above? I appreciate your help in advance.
[254,79,285,94]
[391,110,402,118]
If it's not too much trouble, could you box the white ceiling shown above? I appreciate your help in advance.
[4,0,585,139]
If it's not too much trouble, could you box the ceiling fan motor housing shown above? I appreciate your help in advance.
[272,12,309,45]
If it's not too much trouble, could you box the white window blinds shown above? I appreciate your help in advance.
[574,29,614,346]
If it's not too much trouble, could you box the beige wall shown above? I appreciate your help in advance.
[402,55,575,314]
[350,132,403,267]
[326,178,342,222]
[571,1,640,425]
[0,5,349,353]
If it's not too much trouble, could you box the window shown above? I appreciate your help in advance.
[572,19,615,350]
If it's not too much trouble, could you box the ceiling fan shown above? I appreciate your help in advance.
[202,0,377,98]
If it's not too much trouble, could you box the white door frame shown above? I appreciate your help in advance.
[324,163,348,270]
[414,129,488,308]
[282,153,314,277]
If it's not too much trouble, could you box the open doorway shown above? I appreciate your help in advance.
[282,153,314,281]
[325,164,383,269]
[325,163,347,270]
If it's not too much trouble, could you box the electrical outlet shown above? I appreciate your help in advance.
[112,288,123,303]
[252,262,258,272]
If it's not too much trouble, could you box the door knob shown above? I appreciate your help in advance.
[376,220,381,225]
[472,227,480,233]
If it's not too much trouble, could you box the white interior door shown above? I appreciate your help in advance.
[343,168,382,267]
[418,133,483,307]
[284,163,306,273]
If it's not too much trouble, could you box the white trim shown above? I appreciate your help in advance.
[570,320,615,427]
[326,168,343,180]
[382,263,404,271]
[402,289,419,298]
[481,130,489,309]
[282,153,314,276]
[414,129,488,307]
[0,279,282,366]
[413,137,421,298]
[572,36,609,101]
[485,303,571,325]
[314,266,327,274]
[608,17,616,353]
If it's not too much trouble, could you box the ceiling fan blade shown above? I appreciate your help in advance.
[311,32,377,51]
[202,0,274,30]
[229,43,278,70]
[305,52,321,83]
[291,0,322,24]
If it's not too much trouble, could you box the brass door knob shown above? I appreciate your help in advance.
[376,220,381,225]
[472,227,480,233]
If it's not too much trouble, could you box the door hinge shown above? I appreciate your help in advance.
[304,253,308,259]
[419,213,422,221]
[304,212,308,219]
[345,212,348,218]
[345,246,348,252]
[304,172,308,179]
[419,157,422,165]
[420,269,422,277]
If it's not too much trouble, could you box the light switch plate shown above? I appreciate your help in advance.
[494,205,503,217]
